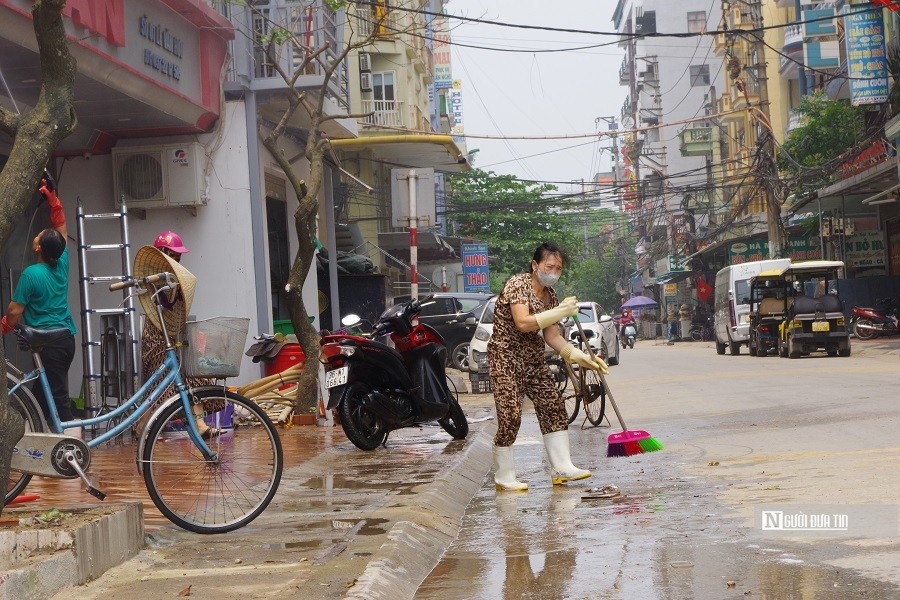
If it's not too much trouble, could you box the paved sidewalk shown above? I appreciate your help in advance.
[6,393,496,600]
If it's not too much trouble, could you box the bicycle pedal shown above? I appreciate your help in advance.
[87,487,106,501]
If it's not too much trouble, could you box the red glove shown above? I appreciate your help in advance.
[40,182,65,228]
[1,316,14,335]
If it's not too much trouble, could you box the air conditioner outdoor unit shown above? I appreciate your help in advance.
[360,71,373,92]
[112,143,207,209]
[359,52,372,72]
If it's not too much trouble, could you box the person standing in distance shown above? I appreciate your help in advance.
[488,241,608,491]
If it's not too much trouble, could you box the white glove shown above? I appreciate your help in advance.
[534,296,578,330]
[559,343,609,374]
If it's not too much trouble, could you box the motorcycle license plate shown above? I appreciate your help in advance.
[325,366,348,389]
[812,321,830,332]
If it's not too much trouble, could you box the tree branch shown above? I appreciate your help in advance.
[0,108,19,137]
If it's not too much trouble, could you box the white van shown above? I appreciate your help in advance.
[714,258,790,355]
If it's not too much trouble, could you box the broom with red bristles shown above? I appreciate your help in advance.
[571,316,663,457]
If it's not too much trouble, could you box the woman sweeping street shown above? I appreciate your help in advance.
[488,242,608,491]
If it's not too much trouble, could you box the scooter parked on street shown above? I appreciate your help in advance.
[851,296,900,340]
[320,295,469,450]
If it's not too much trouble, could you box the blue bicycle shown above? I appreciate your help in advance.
[5,272,283,534]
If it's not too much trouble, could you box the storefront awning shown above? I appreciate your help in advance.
[790,155,898,215]
[330,135,470,173]
[377,231,457,260]
[654,271,692,285]
[0,3,234,155]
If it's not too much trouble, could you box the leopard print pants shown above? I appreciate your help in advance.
[489,358,568,447]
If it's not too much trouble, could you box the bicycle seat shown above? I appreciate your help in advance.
[14,324,71,351]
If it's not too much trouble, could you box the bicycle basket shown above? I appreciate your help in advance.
[182,317,250,378]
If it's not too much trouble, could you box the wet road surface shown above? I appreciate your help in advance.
[418,341,900,599]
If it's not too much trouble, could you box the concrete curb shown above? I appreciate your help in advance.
[347,426,493,599]
[0,503,144,600]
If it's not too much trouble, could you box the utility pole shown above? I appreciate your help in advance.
[724,0,785,258]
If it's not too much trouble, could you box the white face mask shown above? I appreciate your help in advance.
[535,270,561,287]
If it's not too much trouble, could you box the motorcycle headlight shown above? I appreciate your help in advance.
[474,327,491,342]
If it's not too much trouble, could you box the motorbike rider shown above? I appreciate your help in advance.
[619,309,636,348]
[488,242,608,492]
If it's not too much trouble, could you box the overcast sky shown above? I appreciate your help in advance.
[446,1,625,194]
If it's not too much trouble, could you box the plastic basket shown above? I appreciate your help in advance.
[182,317,250,378]
[468,371,492,394]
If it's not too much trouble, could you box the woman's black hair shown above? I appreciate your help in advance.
[38,228,66,269]
[529,241,569,272]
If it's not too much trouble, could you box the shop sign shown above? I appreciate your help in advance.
[663,284,677,297]
[433,17,452,89]
[729,238,822,263]
[838,140,888,179]
[64,0,125,47]
[844,3,889,106]
[844,231,886,268]
[461,243,489,293]
[140,15,184,81]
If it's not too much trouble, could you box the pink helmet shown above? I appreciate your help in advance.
[153,231,189,254]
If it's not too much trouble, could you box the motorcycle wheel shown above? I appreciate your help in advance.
[628,338,634,349]
[339,382,388,451]
[854,318,877,340]
[438,400,469,440]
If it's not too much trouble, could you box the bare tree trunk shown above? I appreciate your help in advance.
[0,0,77,513]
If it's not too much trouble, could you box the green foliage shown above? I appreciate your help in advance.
[562,224,636,310]
[446,169,584,286]
[446,170,635,303]
[778,91,865,189]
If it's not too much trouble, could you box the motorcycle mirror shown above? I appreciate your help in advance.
[341,314,362,328]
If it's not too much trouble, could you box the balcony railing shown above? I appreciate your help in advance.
[245,2,348,108]
[361,99,407,128]
[783,24,802,49]
[680,127,714,157]
[619,56,629,84]
[356,7,402,40]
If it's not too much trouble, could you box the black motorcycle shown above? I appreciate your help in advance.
[320,296,469,450]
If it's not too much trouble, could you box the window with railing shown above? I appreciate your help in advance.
[357,0,395,38]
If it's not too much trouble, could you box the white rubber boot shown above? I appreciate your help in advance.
[493,445,528,492]
[543,430,591,485]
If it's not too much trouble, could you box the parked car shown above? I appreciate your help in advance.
[468,297,496,373]
[564,302,620,366]
[389,292,494,370]
[468,298,612,373]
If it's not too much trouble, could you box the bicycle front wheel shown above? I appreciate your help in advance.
[5,379,45,504]
[581,371,607,426]
[141,388,283,534]
[563,391,580,424]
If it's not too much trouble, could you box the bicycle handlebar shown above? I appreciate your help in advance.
[109,272,175,292]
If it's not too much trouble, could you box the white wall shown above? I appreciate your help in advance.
[54,101,265,395]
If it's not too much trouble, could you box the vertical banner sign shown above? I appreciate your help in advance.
[433,17,452,89]
[461,243,490,292]
[844,2,889,106]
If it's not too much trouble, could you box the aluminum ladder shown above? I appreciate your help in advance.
[75,198,140,425]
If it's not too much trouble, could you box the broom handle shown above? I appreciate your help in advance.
[571,315,630,431]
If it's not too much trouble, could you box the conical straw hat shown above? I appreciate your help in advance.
[133,246,197,337]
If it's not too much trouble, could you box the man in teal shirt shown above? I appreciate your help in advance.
[2,180,77,427]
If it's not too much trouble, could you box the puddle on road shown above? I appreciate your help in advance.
[416,472,899,599]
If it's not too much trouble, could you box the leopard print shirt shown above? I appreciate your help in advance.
[488,273,558,367]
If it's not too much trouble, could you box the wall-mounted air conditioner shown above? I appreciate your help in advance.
[360,71,373,92]
[112,143,207,209]
[359,52,372,72]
